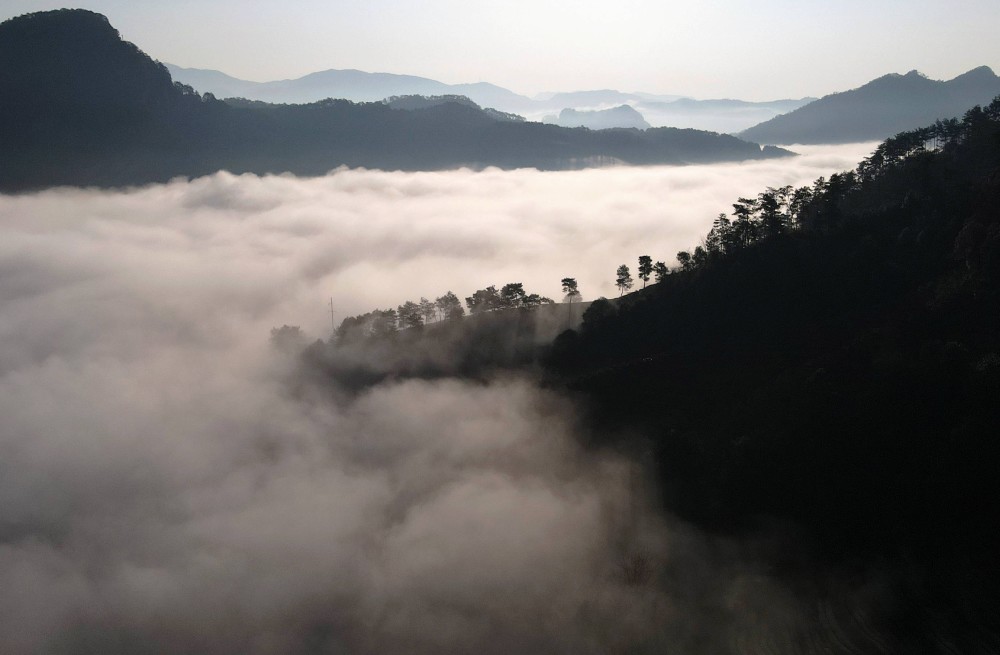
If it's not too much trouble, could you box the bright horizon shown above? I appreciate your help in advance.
[2,1,999,100]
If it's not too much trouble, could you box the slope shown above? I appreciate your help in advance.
[0,10,792,192]
[739,67,1000,144]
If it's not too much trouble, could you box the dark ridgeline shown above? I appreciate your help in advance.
[0,9,790,192]
[740,67,1000,144]
[543,101,1000,651]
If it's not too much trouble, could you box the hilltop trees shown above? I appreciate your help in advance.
[615,265,633,296]
[637,256,653,288]
[397,301,424,328]
[499,283,527,309]
[466,286,501,314]
[419,297,437,324]
[435,291,465,320]
[549,98,1000,575]
[561,277,581,325]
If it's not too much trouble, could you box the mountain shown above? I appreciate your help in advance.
[634,97,812,134]
[545,105,651,130]
[167,64,810,132]
[740,67,1000,144]
[538,103,1000,648]
[166,63,538,112]
[0,10,792,192]
[296,103,1000,649]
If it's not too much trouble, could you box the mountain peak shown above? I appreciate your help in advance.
[0,8,116,38]
[950,65,997,82]
[739,66,1000,145]
[0,8,175,110]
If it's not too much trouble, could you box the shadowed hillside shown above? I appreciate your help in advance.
[541,98,1000,651]
[0,10,791,192]
[740,67,1000,144]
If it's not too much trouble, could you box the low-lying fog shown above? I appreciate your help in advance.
[0,145,878,654]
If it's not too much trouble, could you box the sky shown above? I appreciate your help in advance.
[2,1,999,100]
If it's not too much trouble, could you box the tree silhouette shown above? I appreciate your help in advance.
[419,297,436,323]
[397,301,424,328]
[615,265,633,296]
[676,251,693,271]
[500,282,526,309]
[732,197,758,248]
[561,277,581,325]
[637,255,653,288]
[465,286,501,314]
[653,261,669,282]
[435,291,465,320]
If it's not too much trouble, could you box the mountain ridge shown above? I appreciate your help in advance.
[0,9,792,192]
[165,63,815,132]
[740,66,1000,144]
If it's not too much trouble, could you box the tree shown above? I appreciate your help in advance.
[499,282,526,309]
[465,285,500,314]
[435,291,465,320]
[523,293,554,307]
[373,309,397,336]
[397,301,424,328]
[692,245,708,268]
[615,264,633,296]
[561,277,581,325]
[637,255,653,288]
[676,250,693,271]
[419,297,437,324]
[732,197,758,248]
[653,261,669,282]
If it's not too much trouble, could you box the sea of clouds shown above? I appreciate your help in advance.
[0,145,882,654]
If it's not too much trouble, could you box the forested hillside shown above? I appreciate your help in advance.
[543,98,1000,650]
[301,95,1000,650]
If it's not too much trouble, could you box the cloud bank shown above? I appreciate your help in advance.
[0,149,880,653]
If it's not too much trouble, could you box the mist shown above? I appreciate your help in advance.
[0,148,878,653]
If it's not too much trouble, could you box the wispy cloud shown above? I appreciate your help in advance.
[0,149,878,653]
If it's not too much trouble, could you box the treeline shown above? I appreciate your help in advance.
[546,97,1000,648]
[334,283,558,344]
[282,97,1000,648]
[672,95,1000,272]
[556,94,1000,553]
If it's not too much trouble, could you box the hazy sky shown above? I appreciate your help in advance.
[2,1,999,99]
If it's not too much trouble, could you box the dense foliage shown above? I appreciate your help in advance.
[560,95,1000,534]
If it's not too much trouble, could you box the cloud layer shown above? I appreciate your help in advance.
[0,149,878,653]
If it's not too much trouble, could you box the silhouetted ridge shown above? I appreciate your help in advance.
[739,67,1000,144]
[0,10,791,191]
[533,98,1000,648]
[0,9,174,111]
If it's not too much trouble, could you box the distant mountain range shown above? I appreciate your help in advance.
[739,67,1000,144]
[0,10,791,192]
[170,61,1000,142]
[166,64,815,133]
[166,63,538,113]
